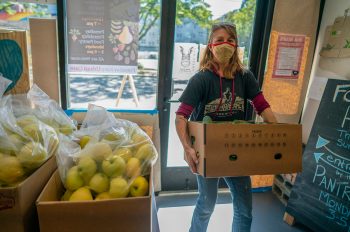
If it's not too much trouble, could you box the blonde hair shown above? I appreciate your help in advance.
[200,23,245,78]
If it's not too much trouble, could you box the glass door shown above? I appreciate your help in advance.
[160,0,260,191]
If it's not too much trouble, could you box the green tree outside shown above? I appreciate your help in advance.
[139,0,256,64]
[139,0,213,41]
[216,0,256,64]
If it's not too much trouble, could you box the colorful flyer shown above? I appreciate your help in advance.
[272,34,306,79]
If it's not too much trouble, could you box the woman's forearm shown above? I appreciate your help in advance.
[175,114,192,149]
[260,107,277,123]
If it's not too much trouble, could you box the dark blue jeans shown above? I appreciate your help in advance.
[189,175,252,232]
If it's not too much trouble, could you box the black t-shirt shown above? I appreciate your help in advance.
[179,69,261,121]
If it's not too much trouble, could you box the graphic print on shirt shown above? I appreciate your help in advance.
[204,87,244,117]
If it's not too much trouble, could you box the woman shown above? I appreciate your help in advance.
[175,23,277,232]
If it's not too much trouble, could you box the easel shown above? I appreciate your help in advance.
[115,74,139,107]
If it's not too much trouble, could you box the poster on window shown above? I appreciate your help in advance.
[67,0,139,75]
[172,43,199,81]
[272,34,306,79]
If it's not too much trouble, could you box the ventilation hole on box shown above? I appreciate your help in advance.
[229,154,238,161]
[274,153,282,160]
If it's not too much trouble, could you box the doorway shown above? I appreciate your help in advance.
[158,0,272,191]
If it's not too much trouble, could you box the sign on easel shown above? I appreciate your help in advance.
[286,79,350,232]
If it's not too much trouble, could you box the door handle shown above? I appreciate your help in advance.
[168,99,180,103]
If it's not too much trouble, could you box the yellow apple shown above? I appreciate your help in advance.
[130,176,149,197]
[101,132,123,142]
[22,123,43,142]
[9,133,26,148]
[113,147,133,162]
[79,135,91,149]
[16,115,38,128]
[126,157,141,178]
[109,177,129,198]
[135,143,156,161]
[95,192,112,200]
[0,154,25,185]
[82,142,112,162]
[61,189,73,201]
[0,136,19,156]
[130,132,149,149]
[89,173,109,193]
[18,141,47,170]
[77,156,97,184]
[65,166,84,191]
[100,132,125,150]
[69,187,93,201]
[59,124,74,135]
[102,154,126,177]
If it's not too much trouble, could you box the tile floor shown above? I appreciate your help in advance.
[156,190,313,232]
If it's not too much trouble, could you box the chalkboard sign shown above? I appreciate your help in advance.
[286,79,350,232]
[66,0,139,75]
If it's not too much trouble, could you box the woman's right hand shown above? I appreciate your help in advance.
[184,147,199,174]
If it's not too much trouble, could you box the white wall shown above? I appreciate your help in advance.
[301,0,350,143]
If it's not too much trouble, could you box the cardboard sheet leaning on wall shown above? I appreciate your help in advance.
[262,31,310,116]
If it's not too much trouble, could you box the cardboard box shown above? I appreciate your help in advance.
[188,122,302,177]
[0,155,57,232]
[36,112,160,232]
[37,170,154,232]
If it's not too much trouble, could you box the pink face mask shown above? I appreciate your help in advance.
[209,42,237,64]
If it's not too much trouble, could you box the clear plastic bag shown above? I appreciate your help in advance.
[0,101,59,187]
[57,106,158,201]
[27,84,77,135]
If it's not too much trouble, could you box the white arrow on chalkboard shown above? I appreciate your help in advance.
[313,152,324,163]
[313,152,350,175]
[316,135,330,149]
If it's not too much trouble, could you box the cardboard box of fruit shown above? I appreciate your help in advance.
[36,109,159,232]
[0,85,76,232]
[0,155,57,232]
